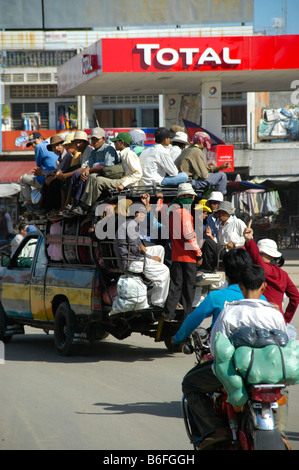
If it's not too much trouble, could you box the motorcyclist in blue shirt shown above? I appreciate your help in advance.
[173,248,266,345]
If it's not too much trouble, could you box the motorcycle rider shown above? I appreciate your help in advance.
[182,264,287,449]
[173,248,260,344]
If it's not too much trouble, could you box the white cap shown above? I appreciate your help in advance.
[207,191,224,204]
[257,239,282,258]
[177,182,196,197]
[171,131,189,145]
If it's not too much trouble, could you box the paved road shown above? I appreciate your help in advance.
[0,248,298,451]
[0,328,194,451]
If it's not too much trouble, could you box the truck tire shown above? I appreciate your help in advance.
[54,302,75,356]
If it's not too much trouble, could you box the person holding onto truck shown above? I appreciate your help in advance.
[114,204,170,308]
[200,200,247,273]
[163,183,202,321]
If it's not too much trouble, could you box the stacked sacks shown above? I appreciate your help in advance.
[214,331,299,407]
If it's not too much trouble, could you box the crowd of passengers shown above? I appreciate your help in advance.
[9,126,299,451]
[16,125,299,325]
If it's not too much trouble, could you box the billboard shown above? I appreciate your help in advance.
[0,0,253,30]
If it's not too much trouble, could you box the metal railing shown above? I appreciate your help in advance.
[221,125,247,143]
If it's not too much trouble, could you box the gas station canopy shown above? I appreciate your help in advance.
[58,35,299,96]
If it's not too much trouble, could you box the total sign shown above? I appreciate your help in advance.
[101,36,299,74]
[135,44,241,67]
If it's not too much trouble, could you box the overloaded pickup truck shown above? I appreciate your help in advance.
[0,201,179,356]
[0,188,224,356]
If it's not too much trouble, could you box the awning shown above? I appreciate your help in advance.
[226,180,267,196]
[0,161,35,183]
[0,183,20,197]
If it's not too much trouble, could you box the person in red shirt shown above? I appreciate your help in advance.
[163,183,202,320]
[244,221,299,324]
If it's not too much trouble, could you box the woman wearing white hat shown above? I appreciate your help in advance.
[244,221,299,324]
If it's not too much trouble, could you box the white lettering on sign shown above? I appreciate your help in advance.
[136,44,160,66]
[82,54,100,74]
[136,44,241,67]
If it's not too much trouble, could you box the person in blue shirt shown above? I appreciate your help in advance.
[20,132,59,205]
[173,248,265,345]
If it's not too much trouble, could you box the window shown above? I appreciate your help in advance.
[11,102,49,130]
[141,108,159,127]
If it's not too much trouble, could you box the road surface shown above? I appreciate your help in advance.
[0,248,298,451]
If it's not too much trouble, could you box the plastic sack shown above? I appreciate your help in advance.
[214,333,299,407]
[234,340,299,386]
[229,326,288,349]
[109,274,149,314]
[214,334,248,407]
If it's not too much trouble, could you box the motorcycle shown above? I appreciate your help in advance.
[181,326,291,450]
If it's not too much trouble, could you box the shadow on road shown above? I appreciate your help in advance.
[77,400,182,419]
[286,431,299,442]
[4,332,174,364]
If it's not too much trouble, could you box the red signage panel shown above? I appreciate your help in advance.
[101,35,299,74]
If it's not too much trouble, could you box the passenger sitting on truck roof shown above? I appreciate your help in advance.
[129,129,146,157]
[114,203,170,308]
[175,131,230,194]
[139,127,189,187]
[41,134,82,215]
[69,127,120,207]
[70,132,142,215]
[169,131,189,163]
[19,132,59,209]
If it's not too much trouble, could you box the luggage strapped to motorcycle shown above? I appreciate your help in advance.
[243,331,287,387]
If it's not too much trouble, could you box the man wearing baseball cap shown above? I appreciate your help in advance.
[244,222,299,324]
[20,132,58,206]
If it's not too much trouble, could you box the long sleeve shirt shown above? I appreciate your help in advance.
[169,203,202,263]
[175,145,210,179]
[119,147,142,188]
[173,284,267,344]
[174,284,245,344]
[245,238,299,323]
[139,144,179,185]
[217,215,246,248]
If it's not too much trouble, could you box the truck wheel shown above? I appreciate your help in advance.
[54,302,74,356]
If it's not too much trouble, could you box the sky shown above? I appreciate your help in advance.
[254,0,299,34]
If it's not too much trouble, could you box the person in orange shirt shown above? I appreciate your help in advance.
[163,183,202,321]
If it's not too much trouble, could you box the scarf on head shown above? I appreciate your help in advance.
[190,131,212,150]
